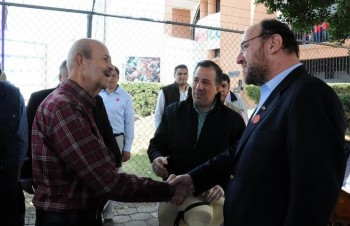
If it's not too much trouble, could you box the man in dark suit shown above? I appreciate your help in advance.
[20,60,121,194]
[169,19,346,226]
[0,80,28,226]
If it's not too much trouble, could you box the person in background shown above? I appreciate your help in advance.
[314,24,321,42]
[99,65,134,163]
[0,80,28,226]
[99,65,135,224]
[148,60,245,226]
[321,21,330,42]
[220,73,248,124]
[32,38,188,226]
[169,19,345,226]
[154,64,191,128]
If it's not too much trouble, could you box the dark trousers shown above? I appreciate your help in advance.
[0,168,25,226]
[35,209,102,226]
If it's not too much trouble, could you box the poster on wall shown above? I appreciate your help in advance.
[125,56,160,82]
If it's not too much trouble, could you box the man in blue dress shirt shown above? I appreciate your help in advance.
[99,65,135,223]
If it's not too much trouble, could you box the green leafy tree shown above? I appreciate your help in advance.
[255,0,350,43]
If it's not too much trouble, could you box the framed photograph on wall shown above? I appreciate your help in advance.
[125,56,160,82]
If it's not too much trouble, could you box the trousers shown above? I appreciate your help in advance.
[35,209,102,226]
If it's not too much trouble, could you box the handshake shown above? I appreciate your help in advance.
[153,157,194,205]
[167,174,194,205]
[153,156,224,205]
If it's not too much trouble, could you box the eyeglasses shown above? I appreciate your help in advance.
[240,33,271,52]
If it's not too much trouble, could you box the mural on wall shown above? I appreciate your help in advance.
[125,56,160,82]
[194,13,220,49]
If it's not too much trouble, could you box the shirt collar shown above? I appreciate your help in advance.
[261,63,302,94]
[60,79,96,108]
[102,85,120,95]
[193,99,216,115]
[255,63,302,112]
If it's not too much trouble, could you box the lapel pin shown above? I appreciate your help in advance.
[261,106,266,111]
[252,114,260,124]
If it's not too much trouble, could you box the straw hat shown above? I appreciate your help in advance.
[158,195,224,226]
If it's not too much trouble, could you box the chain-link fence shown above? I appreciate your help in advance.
[1,2,350,180]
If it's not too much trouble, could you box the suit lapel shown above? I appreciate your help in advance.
[234,65,307,157]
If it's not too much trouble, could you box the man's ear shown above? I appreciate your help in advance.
[75,53,84,67]
[215,84,220,93]
[268,34,283,54]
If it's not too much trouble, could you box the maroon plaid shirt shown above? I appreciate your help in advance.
[32,79,173,212]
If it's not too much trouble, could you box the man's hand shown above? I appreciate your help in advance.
[152,156,169,178]
[122,151,131,162]
[168,174,194,193]
[167,174,191,205]
[204,185,224,204]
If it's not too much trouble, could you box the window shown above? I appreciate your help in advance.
[216,0,220,12]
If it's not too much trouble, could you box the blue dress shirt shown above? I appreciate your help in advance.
[99,86,135,152]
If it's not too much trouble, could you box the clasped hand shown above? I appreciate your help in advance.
[166,174,194,205]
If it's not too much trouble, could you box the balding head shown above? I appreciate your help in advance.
[66,38,113,97]
[67,39,94,73]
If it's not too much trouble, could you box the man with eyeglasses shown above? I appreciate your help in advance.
[169,19,346,226]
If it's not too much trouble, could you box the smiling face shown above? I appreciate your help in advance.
[236,25,270,86]
[192,66,219,112]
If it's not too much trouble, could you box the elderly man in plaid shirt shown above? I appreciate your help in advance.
[31,38,189,226]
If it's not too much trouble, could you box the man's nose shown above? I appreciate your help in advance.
[236,51,244,64]
[195,81,203,89]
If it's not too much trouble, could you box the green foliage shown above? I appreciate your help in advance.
[328,83,350,94]
[338,94,350,135]
[245,85,260,104]
[123,153,161,180]
[329,83,350,135]
[245,82,350,134]
[121,82,162,117]
[255,0,350,44]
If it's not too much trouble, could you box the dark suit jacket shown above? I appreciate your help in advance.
[21,87,121,180]
[189,65,346,226]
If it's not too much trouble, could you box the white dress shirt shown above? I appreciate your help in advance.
[154,85,190,128]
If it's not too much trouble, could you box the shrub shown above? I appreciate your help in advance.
[337,94,350,135]
[245,85,260,104]
[121,82,162,118]
[328,84,350,135]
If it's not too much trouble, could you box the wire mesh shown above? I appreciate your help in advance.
[0,2,349,180]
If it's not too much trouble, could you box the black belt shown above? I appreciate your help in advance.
[114,133,124,137]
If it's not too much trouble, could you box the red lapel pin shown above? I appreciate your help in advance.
[252,114,260,124]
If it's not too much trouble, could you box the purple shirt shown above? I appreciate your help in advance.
[32,79,173,212]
